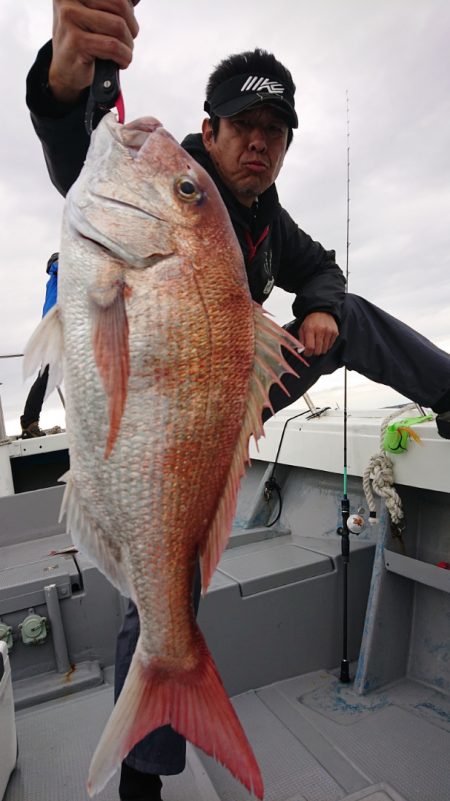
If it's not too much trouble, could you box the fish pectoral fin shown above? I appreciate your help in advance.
[200,303,307,593]
[87,631,263,799]
[59,469,132,599]
[23,305,64,397]
[91,282,130,458]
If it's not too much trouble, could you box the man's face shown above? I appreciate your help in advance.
[202,107,289,207]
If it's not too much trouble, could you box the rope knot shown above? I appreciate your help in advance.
[362,404,421,529]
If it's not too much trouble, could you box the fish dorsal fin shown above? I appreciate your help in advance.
[23,305,64,397]
[199,304,306,592]
[91,281,130,458]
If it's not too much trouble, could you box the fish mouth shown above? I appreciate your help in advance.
[69,194,173,268]
[89,192,169,224]
[79,233,173,269]
[119,116,164,154]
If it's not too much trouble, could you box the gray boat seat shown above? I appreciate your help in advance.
[0,486,77,617]
[217,534,333,596]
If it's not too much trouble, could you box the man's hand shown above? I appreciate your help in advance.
[298,311,339,357]
[49,0,140,104]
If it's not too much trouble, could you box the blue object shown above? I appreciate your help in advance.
[42,259,58,317]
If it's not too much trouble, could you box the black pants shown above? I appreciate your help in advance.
[268,293,450,417]
[21,365,49,427]
[115,292,450,777]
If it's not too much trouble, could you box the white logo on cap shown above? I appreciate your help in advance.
[240,76,285,95]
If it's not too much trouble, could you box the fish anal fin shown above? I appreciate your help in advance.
[91,282,130,458]
[199,437,248,594]
[199,303,307,592]
[87,630,263,799]
[23,305,64,397]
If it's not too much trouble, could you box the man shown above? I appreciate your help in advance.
[20,252,59,438]
[25,3,450,799]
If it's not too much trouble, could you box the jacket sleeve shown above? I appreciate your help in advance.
[26,40,105,197]
[275,209,346,326]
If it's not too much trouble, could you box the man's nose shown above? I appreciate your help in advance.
[248,127,267,152]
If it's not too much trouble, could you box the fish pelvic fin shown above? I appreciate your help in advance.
[87,630,263,799]
[200,303,307,592]
[59,469,132,598]
[92,282,130,458]
[23,305,64,397]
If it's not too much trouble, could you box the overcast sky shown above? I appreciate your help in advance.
[1,0,449,434]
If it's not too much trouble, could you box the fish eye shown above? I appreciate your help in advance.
[175,176,203,203]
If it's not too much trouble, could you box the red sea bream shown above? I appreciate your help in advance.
[24,113,306,798]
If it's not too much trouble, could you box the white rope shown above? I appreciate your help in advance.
[362,403,420,526]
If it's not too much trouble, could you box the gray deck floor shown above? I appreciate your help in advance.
[4,669,449,801]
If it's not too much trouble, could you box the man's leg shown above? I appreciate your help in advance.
[20,366,49,436]
[115,564,202,800]
[268,293,450,422]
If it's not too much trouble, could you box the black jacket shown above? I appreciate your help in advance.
[26,41,346,324]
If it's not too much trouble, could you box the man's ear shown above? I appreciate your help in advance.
[202,117,214,151]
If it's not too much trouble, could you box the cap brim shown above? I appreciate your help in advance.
[213,93,298,128]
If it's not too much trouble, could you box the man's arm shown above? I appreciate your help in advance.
[26,0,139,196]
[276,211,345,355]
[49,0,138,105]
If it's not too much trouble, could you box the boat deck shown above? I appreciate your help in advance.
[1,413,449,801]
[4,664,449,801]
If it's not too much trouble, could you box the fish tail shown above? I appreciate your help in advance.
[87,632,263,799]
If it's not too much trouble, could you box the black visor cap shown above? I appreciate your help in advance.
[205,73,298,128]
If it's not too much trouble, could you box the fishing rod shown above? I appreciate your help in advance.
[337,91,360,683]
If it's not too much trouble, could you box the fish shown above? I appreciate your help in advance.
[24,112,306,799]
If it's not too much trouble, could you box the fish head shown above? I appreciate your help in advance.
[67,113,243,272]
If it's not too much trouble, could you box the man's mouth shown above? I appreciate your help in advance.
[243,161,268,174]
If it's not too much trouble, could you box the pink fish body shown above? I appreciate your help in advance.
[24,114,305,798]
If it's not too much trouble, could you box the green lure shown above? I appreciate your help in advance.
[383,415,433,454]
